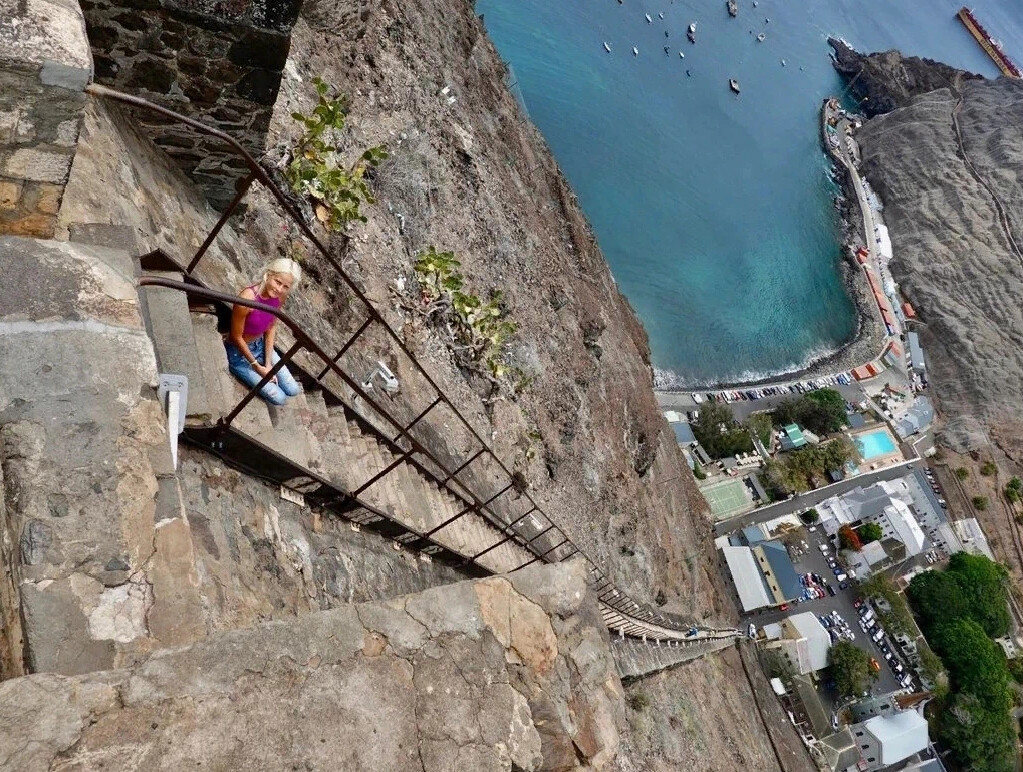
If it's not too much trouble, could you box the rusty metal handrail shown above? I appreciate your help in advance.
[96,84,727,641]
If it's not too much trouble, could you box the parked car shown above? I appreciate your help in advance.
[839,581,849,590]
[826,584,836,597]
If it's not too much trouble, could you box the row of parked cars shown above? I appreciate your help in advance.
[696,373,854,405]
[820,609,855,642]
[799,572,837,601]
[855,599,914,689]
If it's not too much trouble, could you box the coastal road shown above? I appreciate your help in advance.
[713,458,923,536]
[655,384,866,420]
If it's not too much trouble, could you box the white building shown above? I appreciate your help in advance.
[762,612,832,675]
[849,710,929,771]
[953,518,994,560]
[817,478,926,557]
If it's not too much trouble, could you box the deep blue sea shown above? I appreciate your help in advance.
[475,0,1022,386]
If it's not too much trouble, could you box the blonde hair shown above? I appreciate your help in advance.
[257,258,302,294]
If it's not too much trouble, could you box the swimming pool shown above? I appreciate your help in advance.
[854,429,897,461]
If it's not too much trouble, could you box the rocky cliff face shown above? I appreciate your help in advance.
[0,563,624,771]
[0,0,813,765]
[828,38,982,116]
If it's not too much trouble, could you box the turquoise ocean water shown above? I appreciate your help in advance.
[475,0,1021,386]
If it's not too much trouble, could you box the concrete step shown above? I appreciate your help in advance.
[141,271,210,419]
[190,313,272,435]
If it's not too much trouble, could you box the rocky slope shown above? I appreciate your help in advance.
[1,0,811,764]
[832,48,1023,586]
[832,48,1023,455]
[0,564,624,771]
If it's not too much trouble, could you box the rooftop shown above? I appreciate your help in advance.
[865,710,929,765]
[759,540,803,600]
[670,421,696,445]
[786,612,832,672]
[721,545,773,611]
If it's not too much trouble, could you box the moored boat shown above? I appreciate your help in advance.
[729,78,741,93]
[727,0,738,17]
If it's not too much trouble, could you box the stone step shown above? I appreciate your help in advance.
[141,271,210,419]
[190,312,272,436]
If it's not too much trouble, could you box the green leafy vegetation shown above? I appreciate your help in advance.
[691,402,754,459]
[287,78,388,230]
[981,460,997,476]
[760,437,858,496]
[693,461,707,481]
[829,641,878,697]
[857,522,883,544]
[906,553,1015,771]
[1005,477,1022,504]
[747,412,773,447]
[626,691,651,711]
[773,388,848,435]
[799,508,820,525]
[955,466,970,481]
[972,495,989,511]
[859,574,917,639]
[413,247,525,388]
[908,552,1010,639]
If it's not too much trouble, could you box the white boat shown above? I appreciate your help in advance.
[632,46,639,56]
[679,51,685,58]
[729,78,741,93]
[781,58,786,66]
[645,13,652,22]
[603,42,611,53]
[688,22,697,33]
[658,12,664,19]
[757,32,766,41]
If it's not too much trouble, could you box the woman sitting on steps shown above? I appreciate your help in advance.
[225,258,303,406]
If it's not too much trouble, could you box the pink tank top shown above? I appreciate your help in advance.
[242,285,281,338]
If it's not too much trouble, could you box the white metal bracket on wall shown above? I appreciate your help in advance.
[157,374,188,469]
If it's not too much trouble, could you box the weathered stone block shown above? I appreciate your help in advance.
[0,210,55,237]
[0,179,21,209]
[1,147,73,184]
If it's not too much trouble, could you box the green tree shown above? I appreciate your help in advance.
[692,402,754,459]
[955,466,970,480]
[938,692,1016,772]
[909,570,971,633]
[981,460,997,476]
[800,508,820,524]
[746,412,773,447]
[858,522,883,544]
[931,619,1011,709]
[829,641,877,697]
[803,388,848,432]
[972,495,989,511]
[1005,477,1022,503]
[946,552,1010,638]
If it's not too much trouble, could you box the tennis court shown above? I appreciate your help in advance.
[700,477,754,521]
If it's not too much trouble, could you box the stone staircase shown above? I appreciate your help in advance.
[141,273,537,574]
[611,633,741,680]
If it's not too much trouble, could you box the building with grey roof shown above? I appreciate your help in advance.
[719,538,802,612]
[851,710,929,770]
[670,421,696,446]
[953,518,994,560]
[763,612,832,675]
[896,396,934,438]
[907,331,926,374]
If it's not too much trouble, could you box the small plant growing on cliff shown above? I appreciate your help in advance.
[413,246,525,388]
[627,691,651,711]
[981,460,997,476]
[972,495,989,511]
[287,78,388,230]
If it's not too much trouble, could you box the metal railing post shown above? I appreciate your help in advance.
[187,172,255,274]
[222,340,303,426]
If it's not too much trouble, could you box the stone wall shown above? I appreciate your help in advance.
[0,0,93,238]
[0,562,625,771]
[80,0,302,208]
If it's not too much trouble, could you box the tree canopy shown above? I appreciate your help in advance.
[829,641,877,697]
[691,402,753,459]
[939,692,1016,772]
[858,522,883,544]
[838,524,863,552]
[908,552,1010,639]
[773,388,848,435]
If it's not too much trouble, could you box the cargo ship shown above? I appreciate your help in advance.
[957,7,1021,78]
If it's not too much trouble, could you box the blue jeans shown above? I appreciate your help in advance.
[224,338,301,406]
